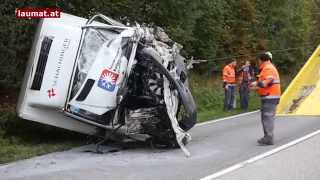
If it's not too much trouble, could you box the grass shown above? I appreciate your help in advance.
[190,74,261,122]
[0,102,85,164]
[0,73,293,164]
[0,139,79,164]
[190,73,292,122]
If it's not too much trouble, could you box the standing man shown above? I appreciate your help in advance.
[238,60,254,110]
[250,52,281,145]
[223,59,237,111]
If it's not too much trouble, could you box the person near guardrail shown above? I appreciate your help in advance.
[222,59,237,111]
[238,60,255,110]
[249,52,281,145]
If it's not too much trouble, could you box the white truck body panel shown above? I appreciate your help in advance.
[27,17,82,109]
[17,13,98,134]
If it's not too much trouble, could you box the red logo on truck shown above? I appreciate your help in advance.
[47,88,56,98]
[98,69,119,92]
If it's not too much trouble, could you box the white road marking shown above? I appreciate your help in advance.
[200,129,320,180]
[196,110,259,127]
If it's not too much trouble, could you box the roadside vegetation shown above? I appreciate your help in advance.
[0,94,85,164]
[191,75,260,122]
[191,74,292,122]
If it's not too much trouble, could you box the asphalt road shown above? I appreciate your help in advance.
[217,132,320,180]
[1,112,320,180]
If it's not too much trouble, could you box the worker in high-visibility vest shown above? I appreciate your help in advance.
[250,52,281,145]
[222,59,237,111]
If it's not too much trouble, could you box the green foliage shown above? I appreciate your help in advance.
[0,140,79,164]
[190,73,293,122]
[189,73,261,122]
[192,0,317,73]
[0,103,85,163]
[310,0,320,48]
[0,0,319,88]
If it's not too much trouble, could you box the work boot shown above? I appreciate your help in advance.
[257,136,274,146]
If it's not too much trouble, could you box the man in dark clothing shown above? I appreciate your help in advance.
[238,60,254,110]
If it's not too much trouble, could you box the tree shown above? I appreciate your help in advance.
[0,0,318,89]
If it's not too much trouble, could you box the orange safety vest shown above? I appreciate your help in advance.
[223,64,236,84]
[257,61,281,99]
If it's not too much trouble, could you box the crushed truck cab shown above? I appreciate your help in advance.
[17,13,197,156]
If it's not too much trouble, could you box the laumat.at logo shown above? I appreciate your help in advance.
[16,7,62,19]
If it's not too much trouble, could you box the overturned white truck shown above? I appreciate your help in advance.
[17,13,197,156]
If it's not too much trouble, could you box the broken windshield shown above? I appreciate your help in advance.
[70,28,119,98]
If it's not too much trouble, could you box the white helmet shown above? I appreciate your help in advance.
[265,51,272,60]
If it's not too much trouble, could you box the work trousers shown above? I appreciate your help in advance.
[260,99,279,139]
[224,85,236,111]
[240,83,250,110]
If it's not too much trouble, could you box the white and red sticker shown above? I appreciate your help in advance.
[98,69,119,92]
[47,88,56,98]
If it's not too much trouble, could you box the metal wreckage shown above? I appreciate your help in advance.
[17,13,197,156]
